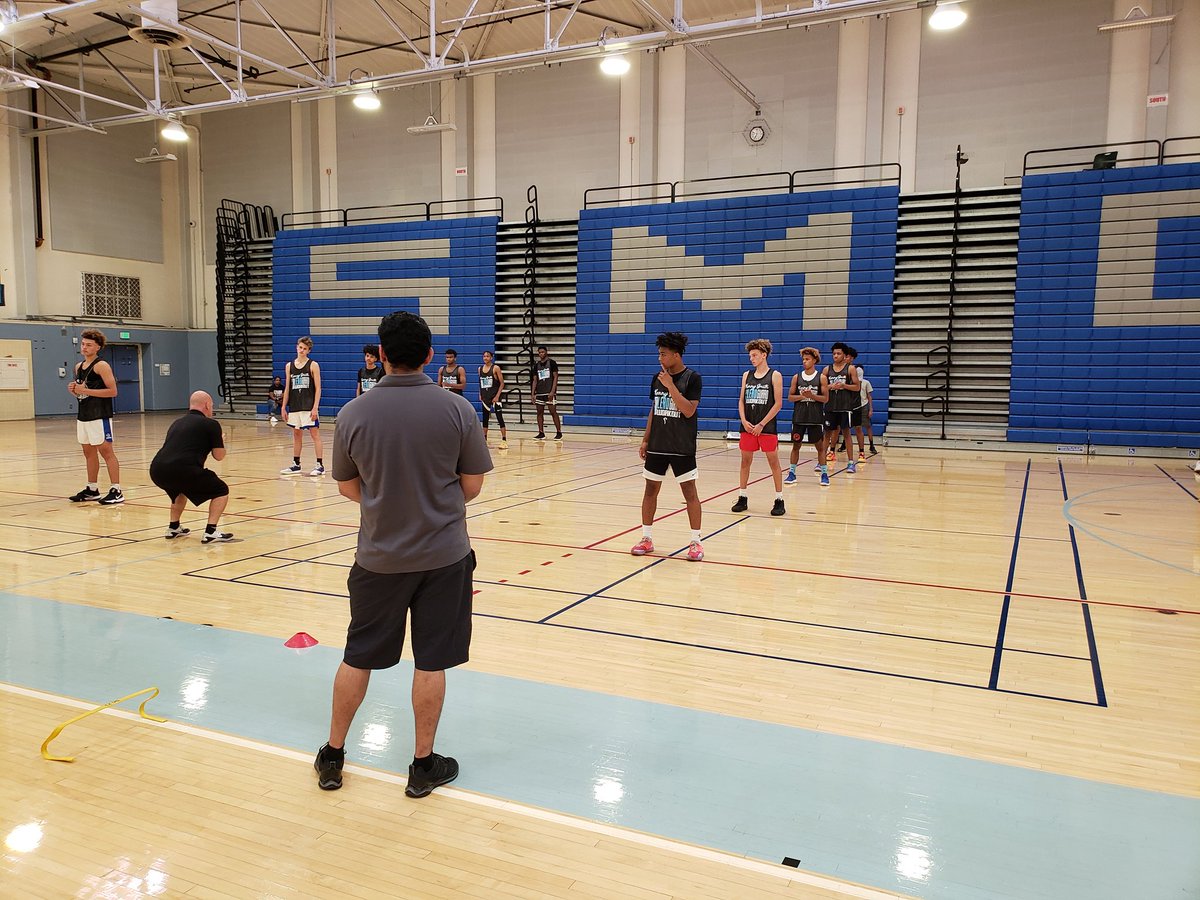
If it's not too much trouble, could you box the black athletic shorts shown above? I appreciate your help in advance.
[792,422,824,445]
[824,409,853,432]
[851,407,864,427]
[643,453,698,482]
[149,465,229,505]
[344,551,475,671]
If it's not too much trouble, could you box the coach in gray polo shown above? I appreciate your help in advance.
[314,311,493,798]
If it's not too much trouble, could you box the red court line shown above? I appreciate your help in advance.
[585,472,774,549]
[471,532,1199,616]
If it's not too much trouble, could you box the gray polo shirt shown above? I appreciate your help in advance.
[332,372,493,574]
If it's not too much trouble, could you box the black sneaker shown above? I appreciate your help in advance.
[98,487,125,505]
[730,496,748,513]
[69,487,101,503]
[405,753,459,798]
[314,743,344,790]
[553,433,563,441]
[201,530,234,544]
[771,499,786,516]
[534,433,546,441]
[165,526,191,540]
[869,444,877,454]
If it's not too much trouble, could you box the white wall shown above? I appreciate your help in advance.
[495,64,621,220]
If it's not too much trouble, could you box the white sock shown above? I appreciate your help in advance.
[738,490,747,498]
[87,483,98,491]
[691,529,702,543]
[776,492,783,500]
[642,525,653,539]
[111,484,121,491]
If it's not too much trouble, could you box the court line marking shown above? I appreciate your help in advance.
[0,680,903,900]
[540,517,751,623]
[1059,462,1108,707]
[988,459,1032,691]
[1063,485,1200,579]
[1155,464,1199,502]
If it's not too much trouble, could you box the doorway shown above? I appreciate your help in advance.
[101,344,142,414]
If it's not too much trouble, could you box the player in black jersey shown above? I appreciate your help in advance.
[823,341,860,475]
[531,346,563,441]
[438,349,466,395]
[479,351,508,449]
[68,328,124,505]
[356,345,385,397]
[279,336,324,476]
[732,338,786,516]
[786,347,831,488]
[632,332,705,561]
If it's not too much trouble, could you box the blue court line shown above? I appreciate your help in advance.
[987,459,1032,691]
[1155,464,1200,501]
[1063,486,1200,578]
[3,592,1191,899]
[1058,462,1108,708]
[537,516,750,623]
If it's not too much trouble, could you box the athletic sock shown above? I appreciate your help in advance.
[788,464,796,475]
[169,520,180,531]
[642,525,653,539]
[691,529,702,543]
[87,483,98,491]
[205,523,216,535]
[294,456,301,466]
[821,464,828,474]
[738,490,747,498]
[776,492,784,500]
[110,484,120,491]
[317,458,323,466]
[413,753,434,772]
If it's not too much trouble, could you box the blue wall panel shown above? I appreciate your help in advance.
[1010,164,1200,447]
[574,190,897,432]
[272,218,498,415]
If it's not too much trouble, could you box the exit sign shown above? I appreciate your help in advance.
[119,331,131,339]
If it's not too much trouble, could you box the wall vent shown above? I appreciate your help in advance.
[81,273,142,319]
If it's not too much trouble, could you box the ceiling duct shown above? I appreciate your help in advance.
[129,0,191,49]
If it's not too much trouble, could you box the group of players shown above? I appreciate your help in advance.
[632,333,875,563]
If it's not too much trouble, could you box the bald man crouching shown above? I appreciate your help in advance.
[149,391,233,544]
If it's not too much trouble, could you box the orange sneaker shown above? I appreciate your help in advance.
[686,541,704,562]
[631,537,654,556]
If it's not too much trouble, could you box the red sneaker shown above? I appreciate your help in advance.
[686,541,704,562]
[631,537,654,556]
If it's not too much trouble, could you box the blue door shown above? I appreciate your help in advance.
[103,345,142,414]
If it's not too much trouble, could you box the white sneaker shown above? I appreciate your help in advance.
[309,464,325,476]
[280,464,303,475]
[201,530,234,544]
[269,416,278,425]
[165,526,191,540]
[497,440,508,450]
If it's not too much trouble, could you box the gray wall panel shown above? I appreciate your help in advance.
[46,125,165,262]
[335,88,442,211]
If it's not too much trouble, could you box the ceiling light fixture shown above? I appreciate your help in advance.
[928,1,967,30]
[600,55,631,76]
[347,68,381,112]
[1097,5,1175,32]
[161,120,188,141]
[352,89,381,111]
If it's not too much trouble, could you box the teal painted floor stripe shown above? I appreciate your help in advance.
[2,592,1197,899]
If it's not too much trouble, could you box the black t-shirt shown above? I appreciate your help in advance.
[358,365,384,393]
[824,363,857,412]
[150,410,223,471]
[647,368,702,456]
[532,357,558,395]
[287,358,315,412]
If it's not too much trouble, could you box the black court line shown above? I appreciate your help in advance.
[1059,462,1109,707]
[541,620,1101,707]
[1155,464,1200,502]
[537,517,751,624]
[987,459,1032,691]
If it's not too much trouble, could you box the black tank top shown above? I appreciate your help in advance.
[743,368,778,433]
[439,366,463,390]
[288,358,315,412]
[479,365,500,404]
[825,363,857,412]
[76,358,113,422]
[792,369,824,425]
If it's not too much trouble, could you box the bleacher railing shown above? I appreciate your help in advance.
[1022,140,1163,176]
[583,163,902,209]
[280,196,504,230]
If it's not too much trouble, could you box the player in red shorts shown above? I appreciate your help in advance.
[731,338,785,516]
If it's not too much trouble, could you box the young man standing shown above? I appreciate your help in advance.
[631,332,704,562]
[437,349,466,395]
[316,311,493,798]
[531,345,563,441]
[279,336,324,476]
[732,339,785,516]
[823,342,861,475]
[67,329,123,505]
[149,391,233,543]
[479,350,508,449]
[785,347,831,488]
[356,345,385,397]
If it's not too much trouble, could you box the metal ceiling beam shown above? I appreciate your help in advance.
[367,0,428,66]
[439,0,482,64]
[0,102,107,133]
[249,0,323,79]
[0,64,150,114]
[687,43,758,111]
[94,46,152,105]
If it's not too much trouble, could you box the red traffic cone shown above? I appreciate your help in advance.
[284,632,319,649]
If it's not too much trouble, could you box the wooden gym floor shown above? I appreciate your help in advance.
[1,412,1197,899]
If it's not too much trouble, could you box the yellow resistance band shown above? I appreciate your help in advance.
[41,687,168,763]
